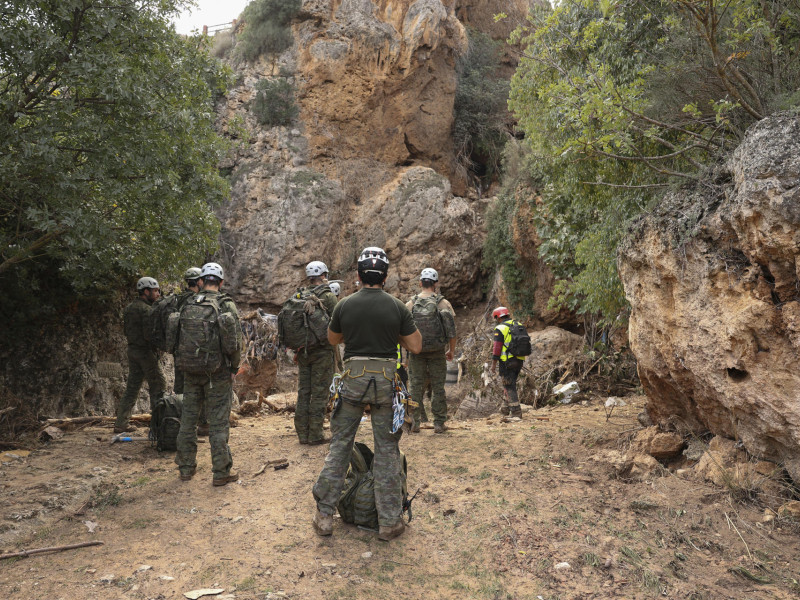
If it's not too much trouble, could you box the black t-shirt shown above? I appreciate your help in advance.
[329,288,417,359]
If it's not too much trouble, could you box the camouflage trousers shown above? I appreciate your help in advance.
[174,365,207,426]
[175,370,233,480]
[313,358,404,527]
[409,351,448,425]
[499,358,523,414]
[296,346,335,444]
[115,346,166,429]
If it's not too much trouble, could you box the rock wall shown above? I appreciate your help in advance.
[215,0,516,310]
[0,297,168,423]
[619,113,800,480]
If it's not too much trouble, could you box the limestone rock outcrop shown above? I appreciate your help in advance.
[619,113,800,480]
[215,1,507,310]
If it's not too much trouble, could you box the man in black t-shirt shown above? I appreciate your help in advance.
[312,247,421,541]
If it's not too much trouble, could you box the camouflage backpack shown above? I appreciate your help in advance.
[149,393,182,452]
[149,293,180,352]
[411,294,453,352]
[173,294,240,375]
[277,285,332,351]
[337,442,408,530]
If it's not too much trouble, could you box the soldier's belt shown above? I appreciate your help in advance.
[342,357,396,381]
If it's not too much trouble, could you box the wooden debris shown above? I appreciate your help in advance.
[253,458,289,477]
[0,540,104,560]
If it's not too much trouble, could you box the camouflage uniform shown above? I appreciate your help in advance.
[115,297,166,429]
[171,289,195,395]
[406,293,456,428]
[408,352,447,425]
[175,291,242,481]
[312,288,417,528]
[294,286,337,444]
[172,289,208,429]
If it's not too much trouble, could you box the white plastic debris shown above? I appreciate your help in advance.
[554,562,571,571]
[553,381,579,403]
[605,397,627,408]
[184,590,224,600]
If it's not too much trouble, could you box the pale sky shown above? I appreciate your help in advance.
[172,0,252,36]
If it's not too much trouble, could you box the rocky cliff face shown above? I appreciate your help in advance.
[619,113,800,480]
[216,0,531,309]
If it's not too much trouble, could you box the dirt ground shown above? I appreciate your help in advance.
[2,391,800,600]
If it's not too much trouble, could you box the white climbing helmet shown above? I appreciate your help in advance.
[329,282,341,296]
[136,277,159,291]
[420,268,438,282]
[306,261,328,278]
[200,262,224,279]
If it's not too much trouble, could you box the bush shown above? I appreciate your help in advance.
[453,29,511,180]
[211,30,234,59]
[251,78,299,127]
[235,0,300,63]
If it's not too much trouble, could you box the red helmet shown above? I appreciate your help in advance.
[492,306,510,319]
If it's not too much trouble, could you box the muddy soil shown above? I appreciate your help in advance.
[1,395,799,600]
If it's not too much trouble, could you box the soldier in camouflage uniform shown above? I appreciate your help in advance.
[114,277,167,433]
[405,268,457,434]
[175,263,243,486]
[312,247,421,541]
[172,267,210,436]
[294,261,338,445]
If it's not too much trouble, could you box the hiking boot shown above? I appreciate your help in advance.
[434,423,447,434]
[510,408,523,419]
[113,424,137,434]
[411,420,420,433]
[197,423,210,437]
[312,510,333,536]
[308,434,331,446]
[378,521,406,541]
[500,406,510,416]
[179,467,196,482]
[212,472,239,487]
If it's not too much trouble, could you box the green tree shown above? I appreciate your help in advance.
[235,0,301,64]
[0,1,231,302]
[505,0,800,323]
[251,77,299,127]
[453,29,511,180]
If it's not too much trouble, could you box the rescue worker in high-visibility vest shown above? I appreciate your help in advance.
[490,307,523,418]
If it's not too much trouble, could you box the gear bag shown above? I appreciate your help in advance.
[149,393,183,452]
[149,294,180,352]
[337,442,409,530]
[411,294,450,352]
[174,294,240,375]
[277,285,331,351]
[505,321,532,357]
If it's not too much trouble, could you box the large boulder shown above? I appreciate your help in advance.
[619,113,800,480]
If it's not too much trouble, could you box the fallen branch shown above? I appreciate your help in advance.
[0,406,17,418]
[44,414,150,430]
[253,458,289,477]
[0,540,104,560]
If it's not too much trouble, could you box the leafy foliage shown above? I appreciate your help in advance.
[482,145,539,318]
[0,0,232,325]
[453,29,511,180]
[235,0,301,63]
[505,0,800,323]
[251,78,299,127]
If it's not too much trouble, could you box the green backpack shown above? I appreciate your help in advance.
[149,293,180,352]
[337,442,408,530]
[277,285,331,351]
[149,393,182,452]
[411,294,453,352]
[174,294,240,375]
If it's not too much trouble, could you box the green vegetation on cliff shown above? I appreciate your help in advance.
[500,0,800,324]
[0,0,231,329]
[235,0,301,64]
